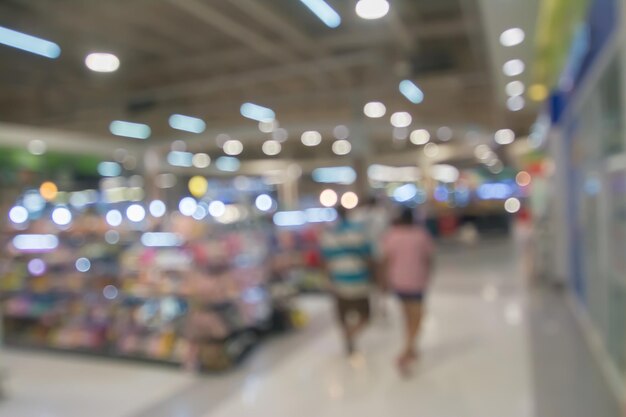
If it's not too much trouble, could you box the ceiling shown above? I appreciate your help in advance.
[0,0,540,167]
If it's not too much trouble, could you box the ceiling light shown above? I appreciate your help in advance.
[356,0,390,20]
[39,181,58,202]
[52,207,72,226]
[333,125,349,140]
[504,197,521,214]
[215,156,240,172]
[192,153,211,168]
[9,206,29,224]
[28,140,47,156]
[179,197,197,217]
[208,201,226,217]
[259,119,279,133]
[410,129,430,145]
[390,112,412,128]
[272,128,288,142]
[0,25,60,58]
[503,59,525,77]
[320,189,338,207]
[474,144,492,160]
[109,120,151,139]
[223,140,243,155]
[431,164,460,183]
[528,84,549,102]
[97,161,122,177]
[255,194,274,212]
[312,167,356,185]
[168,114,206,133]
[188,176,208,198]
[106,210,123,227]
[262,140,282,156]
[126,204,146,222]
[298,0,341,28]
[364,101,386,118]
[494,129,515,145]
[505,80,525,97]
[240,102,275,122]
[393,127,409,140]
[437,126,453,141]
[301,131,322,146]
[507,96,525,111]
[332,140,351,155]
[341,192,359,209]
[500,28,525,47]
[149,200,167,218]
[516,171,532,187]
[399,80,424,104]
[423,143,439,158]
[85,52,119,72]
[167,151,193,167]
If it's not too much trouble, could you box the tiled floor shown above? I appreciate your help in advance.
[0,238,620,417]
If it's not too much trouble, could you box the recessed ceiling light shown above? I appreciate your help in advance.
[85,52,120,72]
[507,96,525,112]
[390,112,412,128]
[410,129,430,145]
[262,140,282,156]
[332,140,352,155]
[494,129,515,145]
[333,125,350,140]
[356,0,390,19]
[500,28,525,47]
[503,59,525,77]
[505,80,525,97]
[223,140,243,156]
[364,101,386,118]
[301,131,322,146]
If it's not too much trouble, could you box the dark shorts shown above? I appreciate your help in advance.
[396,292,425,302]
[335,297,371,324]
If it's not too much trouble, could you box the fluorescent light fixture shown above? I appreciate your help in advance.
[167,151,193,167]
[393,184,418,202]
[298,0,341,28]
[109,120,151,139]
[169,114,206,133]
[431,164,460,183]
[85,52,119,72]
[0,25,61,58]
[215,156,241,172]
[399,80,424,104]
[367,165,421,182]
[312,166,357,185]
[502,59,525,77]
[273,211,307,227]
[240,102,275,122]
[12,234,59,252]
[141,232,183,247]
[305,208,337,223]
[356,0,390,20]
[97,161,122,177]
[500,28,525,47]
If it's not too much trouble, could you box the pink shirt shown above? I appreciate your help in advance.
[382,226,434,293]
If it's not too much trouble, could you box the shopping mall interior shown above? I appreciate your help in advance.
[0,0,625,416]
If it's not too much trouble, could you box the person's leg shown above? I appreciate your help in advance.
[402,300,423,358]
[346,298,371,341]
[335,297,354,354]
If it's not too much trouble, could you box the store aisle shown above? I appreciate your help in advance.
[0,238,616,417]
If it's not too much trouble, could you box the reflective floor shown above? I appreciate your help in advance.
[0,238,620,417]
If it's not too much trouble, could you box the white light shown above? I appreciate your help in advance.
[9,206,29,224]
[259,119,279,133]
[97,161,122,177]
[273,211,307,227]
[13,234,59,252]
[23,191,46,213]
[364,101,386,118]
[141,232,183,247]
[356,0,390,19]
[305,208,338,223]
[437,126,453,141]
[52,207,72,226]
[301,131,322,146]
[240,102,275,122]
[105,230,120,245]
[179,197,197,217]
[500,28,525,47]
[75,258,91,272]
[106,210,123,227]
[320,189,338,207]
[312,166,357,185]
[0,25,61,59]
[192,153,211,168]
[149,200,167,218]
[298,0,341,28]
[495,129,516,145]
[506,80,525,97]
[109,120,151,139]
[399,80,424,104]
[262,140,282,156]
[126,204,146,222]
[410,129,430,145]
[223,140,243,156]
[69,192,89,209]
[390,112,412,128]
[192,204,208,220]
[168,114,206,134]
[393,184,418,202]
[333,125,350,140]
[85,52,120,72]
[424,143,440,158]
[332,140,352,155]
[27,139,47,155]
[103,285,119,300]
[367,165,421,182]
[341,192,359,209]
[255,194,273,212]
[167,151,193,167]
[272,128,288,142]
[475,144,493,160]
[28,259,46,276]
[504,197,521,213]
[208,201,226,217]
[507,96,525,111]
[215,156,240,172]
[431,164,460,183]
[503,59,525,77]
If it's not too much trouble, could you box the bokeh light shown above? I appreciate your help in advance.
[39,181,58,202]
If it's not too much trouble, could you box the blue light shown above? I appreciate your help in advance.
[167,151,193,167]
[273,211,307,227]
[399,80,424,104]
[168,114,206,134]
[305,207,337,223]
[215,156,241,172]
[240,102,275,122]
[312,166,357,185]
[434,186,449,202]
[0,25,61,58]
[477,183,513,200]
[109,120,151,139]
[393,184,418,202]
[97,161,122,177]
[298,0,341,28]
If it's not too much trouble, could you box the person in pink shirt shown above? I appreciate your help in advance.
[382,208,434,374]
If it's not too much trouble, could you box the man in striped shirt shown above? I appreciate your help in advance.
[321,206,373,355]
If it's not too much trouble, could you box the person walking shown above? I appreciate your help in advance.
[321,206,373,356]
[382,207,434,375]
